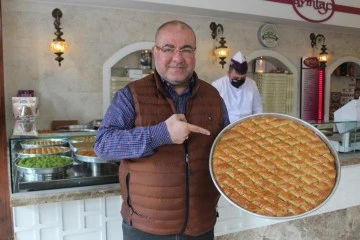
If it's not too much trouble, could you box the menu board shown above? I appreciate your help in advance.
[300,57,323,121]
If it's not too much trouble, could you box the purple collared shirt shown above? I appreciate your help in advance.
[94,77,229,160]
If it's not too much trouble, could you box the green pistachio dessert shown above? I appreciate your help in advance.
[18,155,72,168]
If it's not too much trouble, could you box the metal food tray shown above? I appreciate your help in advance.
[20,138,68,149]
[209,113,341,220]
[15,156,73,175]
[74,149,109,164]
[68,136,96,143]
[69,142,94,152]
[17,147,71,158]
[56,124,97,133]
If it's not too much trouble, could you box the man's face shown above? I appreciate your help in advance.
[228,69,247,88]
[152,24,196,87]
[228,69,246,82]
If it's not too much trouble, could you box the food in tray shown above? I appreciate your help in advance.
[211,115,337,217]
[17,155,72,168]
[70,142,94,149]
[76,149,97,157]
[37,129,56,134]
[21,139,66,147]
[19,147,69,155]
[70,136,96,142]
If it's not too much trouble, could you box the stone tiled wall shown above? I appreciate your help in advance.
[214,163,360,238]
[3,0,360,136]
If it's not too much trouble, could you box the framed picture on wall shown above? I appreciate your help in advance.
[140,50,152,69]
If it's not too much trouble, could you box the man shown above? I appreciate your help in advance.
[94,20,229,240]
[212,51,263,123]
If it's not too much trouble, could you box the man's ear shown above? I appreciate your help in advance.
[152,46,157,57]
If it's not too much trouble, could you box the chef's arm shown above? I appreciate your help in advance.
[253,86,263,114]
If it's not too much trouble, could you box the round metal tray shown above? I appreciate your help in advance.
[69,142,94,152]
[15,156,73,175]
[69,136,96,143]
[17,147,71,158]
[209,113,341,220]
[72,162,119,177]
[20,138,68,149]
[74,149,109,164]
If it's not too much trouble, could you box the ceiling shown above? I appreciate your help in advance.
[33,0,359,34]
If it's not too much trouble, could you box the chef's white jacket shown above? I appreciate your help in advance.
[212,76,263,123]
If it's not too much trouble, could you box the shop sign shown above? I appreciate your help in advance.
[303,57,319,68]
[266,0,360,23]
[293,0,334,23]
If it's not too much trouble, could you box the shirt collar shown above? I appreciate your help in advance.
[159,74,195,97]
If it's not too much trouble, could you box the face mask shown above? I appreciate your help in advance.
[230,77,246,88]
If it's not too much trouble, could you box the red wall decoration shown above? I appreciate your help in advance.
[300,57,325,122]
[266,0,360,23]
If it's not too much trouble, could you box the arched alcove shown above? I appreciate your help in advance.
[325,56,360,121]
[247,50,299,117]
[102,41,154,114]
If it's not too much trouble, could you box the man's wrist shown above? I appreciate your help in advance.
[149,122,172,148]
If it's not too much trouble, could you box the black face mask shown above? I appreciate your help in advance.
[230,78,246,88]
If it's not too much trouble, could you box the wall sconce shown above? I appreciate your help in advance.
[318,45,328,65]
[310,33,329,67]
[210,22,230,69]
[49,8,68,66]
[255,57,266,73]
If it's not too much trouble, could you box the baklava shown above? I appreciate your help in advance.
[19,147,69,155]
[76,149,97,157]
[211,115,337,217]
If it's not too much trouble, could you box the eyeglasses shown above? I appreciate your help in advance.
[155,45,196,57]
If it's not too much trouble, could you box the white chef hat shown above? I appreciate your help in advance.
[230,51,248,74]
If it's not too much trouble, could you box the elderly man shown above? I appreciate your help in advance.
[95,20,229,240]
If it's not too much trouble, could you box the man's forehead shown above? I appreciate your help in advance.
[229,70,246,78]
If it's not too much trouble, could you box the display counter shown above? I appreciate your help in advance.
[10,152,360,240]
[8,132,119,198]
[9,127,360,239]
[10,150,360,207]
[8,125,360,208]
[310,120,360,153]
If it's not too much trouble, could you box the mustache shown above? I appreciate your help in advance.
[168,63,187,68]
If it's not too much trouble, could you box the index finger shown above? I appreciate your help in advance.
[187,123,211,136]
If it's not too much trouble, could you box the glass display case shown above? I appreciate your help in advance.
[9,132,119,194]
[310,120,360,153]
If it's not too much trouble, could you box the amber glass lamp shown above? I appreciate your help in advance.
[214,37,230,69]
[49,8,68,66]
[310,33,329,68]
[210,22,230,69]
[318,44,329,67]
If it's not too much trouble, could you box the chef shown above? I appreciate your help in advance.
[212,51,263,123]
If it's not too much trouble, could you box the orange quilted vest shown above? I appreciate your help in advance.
[119,71,224,236]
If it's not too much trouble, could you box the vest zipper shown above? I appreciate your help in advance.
[126,172,134,225]
[180,139,190,234]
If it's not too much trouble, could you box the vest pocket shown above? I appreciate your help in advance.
[125,172,146,223]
